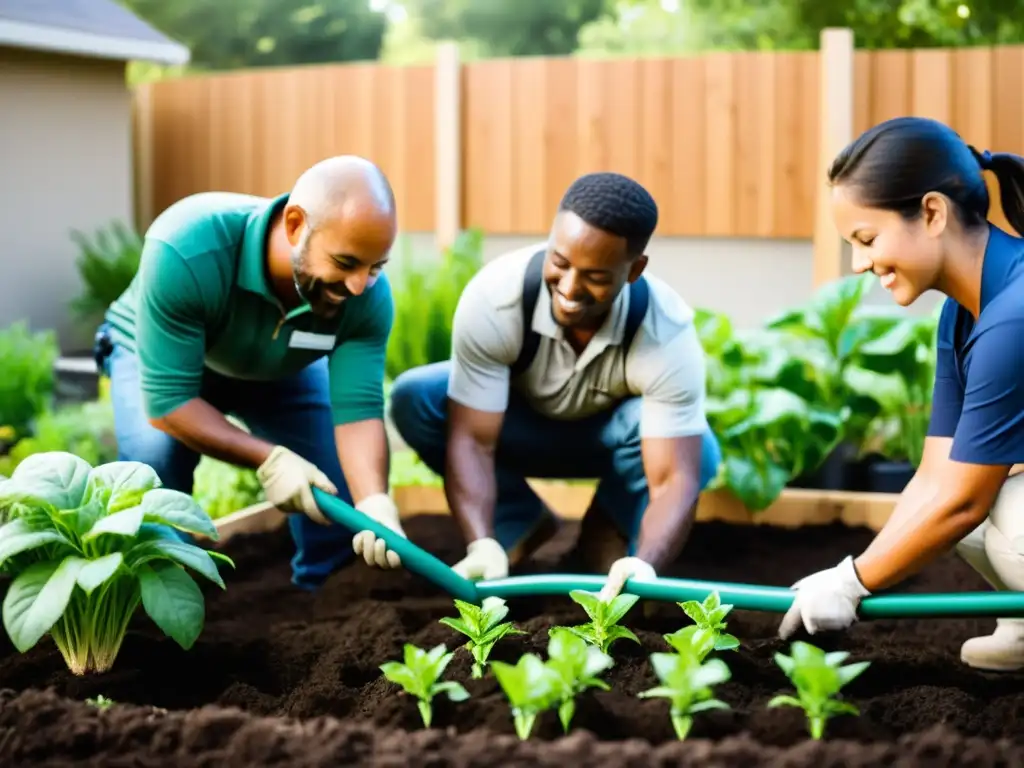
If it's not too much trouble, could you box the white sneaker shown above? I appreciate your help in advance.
[961,619,1024,671]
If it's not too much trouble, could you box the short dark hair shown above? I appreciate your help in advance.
[829,116,1024,234]
[558,172,659,255]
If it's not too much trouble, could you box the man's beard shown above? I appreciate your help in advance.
[291,241,347,318]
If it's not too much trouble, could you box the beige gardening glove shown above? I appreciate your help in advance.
[256,446,336,526]
[453,537,509,581]
[352,493,406,569]
[598,557,657,603]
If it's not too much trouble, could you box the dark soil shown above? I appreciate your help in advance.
[0,514,1022,766]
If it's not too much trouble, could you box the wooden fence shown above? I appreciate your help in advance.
[133,30,1024,270]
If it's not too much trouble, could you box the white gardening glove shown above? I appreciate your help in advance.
[452,537,509,581]
[352,493,406,569]
[598,556,657,602]
[256,446,336,525]
[778,556,871,639]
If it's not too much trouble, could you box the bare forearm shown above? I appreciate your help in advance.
[854,498,984,592]
[445,433,497,543]
[335,419,390,503]
[152,399,273,468]
[635,478,699,570]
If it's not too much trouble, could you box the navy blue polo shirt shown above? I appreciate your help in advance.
[929,224,1024,464]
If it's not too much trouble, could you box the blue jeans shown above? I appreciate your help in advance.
[388,361,721,555]
[100,334,354,591]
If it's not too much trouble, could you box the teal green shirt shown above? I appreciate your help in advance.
[105,191,394,425]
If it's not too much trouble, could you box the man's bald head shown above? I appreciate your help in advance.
[287,155,396,234]
[281,155,398,318]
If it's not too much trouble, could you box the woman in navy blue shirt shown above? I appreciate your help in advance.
[780,115,1024,671]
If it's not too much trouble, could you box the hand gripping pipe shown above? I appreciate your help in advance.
[313,489,1024,618]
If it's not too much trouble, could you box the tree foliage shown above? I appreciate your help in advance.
[404,0,613,57]
[120,0,387,70]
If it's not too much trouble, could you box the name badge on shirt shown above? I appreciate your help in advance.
[288,330,336,351]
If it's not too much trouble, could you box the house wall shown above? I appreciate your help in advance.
[0,46,134,352]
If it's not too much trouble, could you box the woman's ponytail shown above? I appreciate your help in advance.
[978,147,1024,236]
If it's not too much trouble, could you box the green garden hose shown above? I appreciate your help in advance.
[312,488,1024,618]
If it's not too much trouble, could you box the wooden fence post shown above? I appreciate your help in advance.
[132,82,154,235]
[434,42,462,252]
[812,28,854,287]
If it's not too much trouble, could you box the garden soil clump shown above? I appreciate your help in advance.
[0,514,1022,766]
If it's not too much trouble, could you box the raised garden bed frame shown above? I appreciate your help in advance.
[209,484,900,547]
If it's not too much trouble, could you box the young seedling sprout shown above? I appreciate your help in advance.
[563,589,640,655]
[664,590,740,661]
[490,652,560,740]
[438,596,525,678]
[637,647,731,740]
[545,627,613,733]
[379,643,470,728]
[768,640,870,740]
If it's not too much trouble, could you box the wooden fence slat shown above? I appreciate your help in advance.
[134,42,1024,240]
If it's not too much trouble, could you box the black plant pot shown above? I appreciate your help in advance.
[789,441,862,491]
[867,460,915,494]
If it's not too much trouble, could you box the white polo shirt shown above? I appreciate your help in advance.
[447,243,709,439]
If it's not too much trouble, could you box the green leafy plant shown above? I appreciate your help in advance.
[768,640,870,739]
[379,642,470,728]
[192,456,264,519]
[0,400,117,479]
[86,694,114,710]
[545,627,613,733]
[0,321,59,442]
[439,596,525,678]
[385,228,483,381]
[491,652,560,740]
[0,451,234,675]
[561,589,640,654]
[70,221,142,324]
[664,591,740,661]
[850,305,941,467]
[637,649,732,740]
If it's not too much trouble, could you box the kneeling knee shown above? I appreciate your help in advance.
[389,367,447,447]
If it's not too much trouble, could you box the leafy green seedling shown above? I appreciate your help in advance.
[563,589,640,654]
[637,649,731,740]
[379,643,470,728]
[545,627,613,733]
[675,590,740,653]
[86,694,114,710]
[491,652,560,740]
[768,640,870,740]
[0,453,234,675]
[439,596,525,678]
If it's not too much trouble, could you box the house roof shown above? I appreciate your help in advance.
[0,0,189,65]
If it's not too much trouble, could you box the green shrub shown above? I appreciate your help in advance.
[385,229,483,380]
[0,322,59,441]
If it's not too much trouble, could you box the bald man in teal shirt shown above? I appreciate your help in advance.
[97,156,408,589]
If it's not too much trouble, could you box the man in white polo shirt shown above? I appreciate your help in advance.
[380,172,721,600]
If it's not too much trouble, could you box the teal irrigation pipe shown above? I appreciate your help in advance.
[312,489,1024,618]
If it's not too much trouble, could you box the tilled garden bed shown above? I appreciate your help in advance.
[0,514,1021,766]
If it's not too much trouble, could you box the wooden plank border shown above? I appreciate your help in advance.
[210,482,899,547]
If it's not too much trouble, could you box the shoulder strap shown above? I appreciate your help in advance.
[510,249,547,377]
[620,276,650,379]
[623,276,650,350]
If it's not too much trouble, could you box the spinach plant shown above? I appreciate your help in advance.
[768,640,870,739]
[562,589,640,654]
[545,627,613,733]
[491,652,560,740]
[664,591,740,661]
[0,452,233,675]
[379,642,470,728]
[638,649,732,740]
[439,596,525,678]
